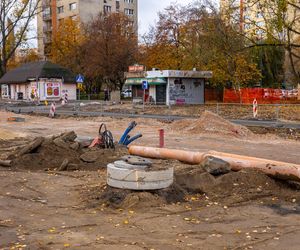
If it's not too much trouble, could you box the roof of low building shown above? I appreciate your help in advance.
[0,61,76,84]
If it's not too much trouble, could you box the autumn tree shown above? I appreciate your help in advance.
[250,41,285,87]
[0,0,40,77]
[140,2,262,88]
[81,13,138,92]
[141,5,189,70]
[50,18,84,73]
[222,0,300,85]
[7,47,41,70]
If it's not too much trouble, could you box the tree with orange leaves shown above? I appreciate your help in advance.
[140,3,262,88]
[50,18,83,73]
[81,13,138,91]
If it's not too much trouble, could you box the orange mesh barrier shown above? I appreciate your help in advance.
[224,88,299,104]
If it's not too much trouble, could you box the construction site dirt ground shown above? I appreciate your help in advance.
[1,110,300,249]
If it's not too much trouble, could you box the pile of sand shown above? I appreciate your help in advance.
[0,128,25,140]
[170,111,253,138]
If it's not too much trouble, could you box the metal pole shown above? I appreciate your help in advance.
[143,88,145,111]
[159,129,165,148]
[276,104,280,121]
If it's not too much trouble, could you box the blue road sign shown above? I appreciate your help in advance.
[76,74,84,83]
[142,80,149,90]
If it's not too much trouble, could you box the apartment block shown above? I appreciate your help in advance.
[221,0,300,84]
[37,0,138,57]
[220,0,270,39]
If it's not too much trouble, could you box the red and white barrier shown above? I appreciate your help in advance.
[64,93,68,103]
[49,102,56,118]
[253,98,258,118]
[61,93,68,105]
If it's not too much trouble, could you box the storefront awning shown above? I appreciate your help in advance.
[125,77,167,86]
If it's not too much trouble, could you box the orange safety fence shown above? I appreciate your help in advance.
[223,88,299,104]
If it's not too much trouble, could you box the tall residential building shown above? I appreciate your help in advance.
[220,0,270,39]
[37,0,138,57]
[221,0,300,84]
[221,0,299,41]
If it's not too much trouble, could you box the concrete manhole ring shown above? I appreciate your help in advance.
[121,155,152,166]
[107,163,174,190]
[114,160,148,170]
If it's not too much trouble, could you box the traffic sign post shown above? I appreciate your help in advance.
[142,80,148,111]
[76,74,84,100]
[76,74,84,83]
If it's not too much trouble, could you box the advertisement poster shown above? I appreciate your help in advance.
[31,82,38,99]
[46,83,60,97]
[1,84,9,97]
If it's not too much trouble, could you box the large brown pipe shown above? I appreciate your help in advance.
[128,146,300,182]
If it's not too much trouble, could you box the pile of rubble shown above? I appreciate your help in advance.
[0,131,127,171]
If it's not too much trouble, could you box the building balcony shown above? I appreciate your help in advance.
[42,0,51,7]
[43,26,52,33]
[43,13,51,21]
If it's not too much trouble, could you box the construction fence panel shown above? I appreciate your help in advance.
[224,88,299,104]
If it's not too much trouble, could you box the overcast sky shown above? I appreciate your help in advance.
[138,0,191,36]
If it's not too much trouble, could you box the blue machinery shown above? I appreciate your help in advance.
[119,121,142,146]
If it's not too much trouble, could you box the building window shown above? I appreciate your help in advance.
[69,2,77,11]
[244,23,251,30]
[104,5,112,14]
[256,21,264,28]
[124,0,133,3]
[256,11,263,19]
[124,8,134,16]
[57,6,64,14]
[116,1,120,10]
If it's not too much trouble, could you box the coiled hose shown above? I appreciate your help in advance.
[99,123,115,149]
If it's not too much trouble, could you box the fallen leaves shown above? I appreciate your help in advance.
[48,227,56,233]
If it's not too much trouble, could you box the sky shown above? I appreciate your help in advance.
[138,0,192,36]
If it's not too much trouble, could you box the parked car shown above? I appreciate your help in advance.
[122,89,132,98]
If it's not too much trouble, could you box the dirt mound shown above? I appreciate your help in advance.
[86,182,188,209]
[175,165,300,205]
[2,132,127,171]
[170,111,253,138]
[0,128,25,140]
[86,163,300,210]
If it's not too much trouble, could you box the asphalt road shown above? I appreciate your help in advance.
[4,105,300,129]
